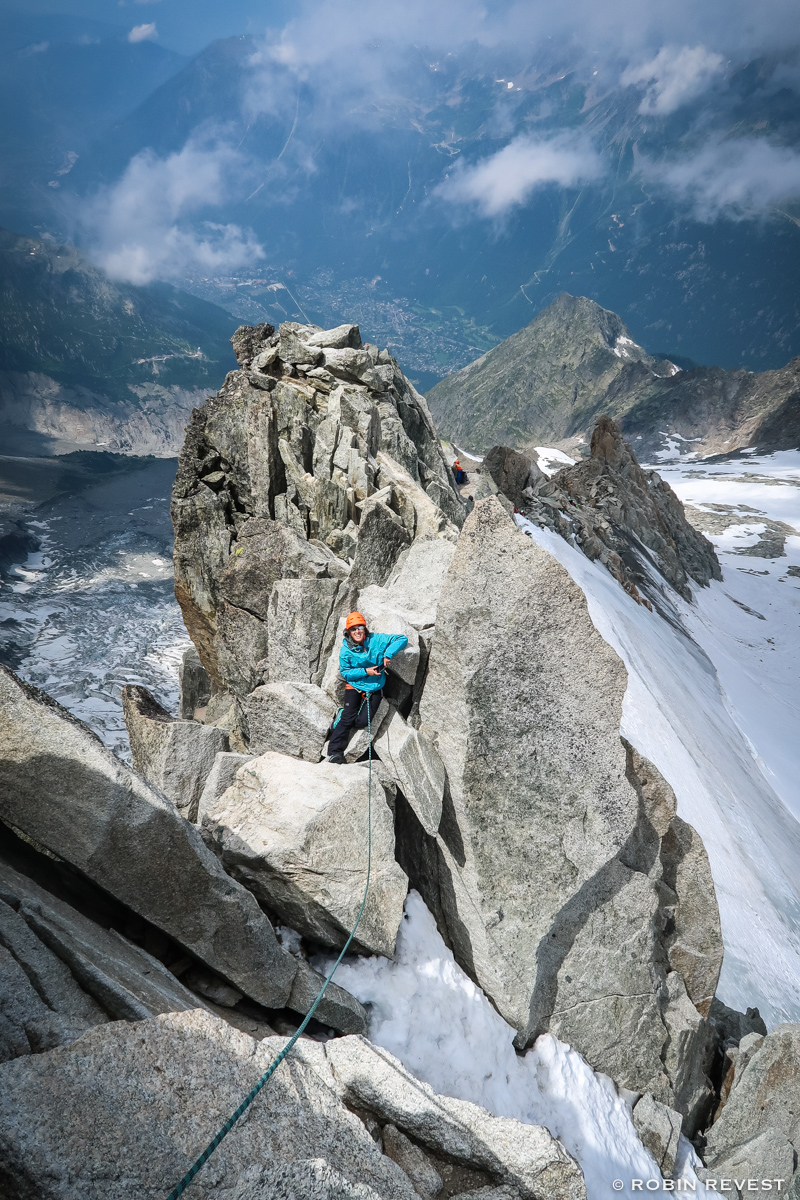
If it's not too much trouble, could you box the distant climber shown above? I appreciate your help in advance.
[453,457,468,485]
[326,611,408,764]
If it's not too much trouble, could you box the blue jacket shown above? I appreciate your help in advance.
[339,631,409,693]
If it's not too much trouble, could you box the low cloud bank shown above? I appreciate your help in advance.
[127,23,158,44]
[643,137,800,220]
[81,138,263,285]
[435,133,604,218]
[620,44,726,114]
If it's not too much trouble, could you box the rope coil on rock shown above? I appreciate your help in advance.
[165,701,375,1200]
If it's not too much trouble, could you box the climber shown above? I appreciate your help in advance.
[452,457,468,485]
[326,611,408,764]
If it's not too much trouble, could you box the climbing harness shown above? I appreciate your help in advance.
[165,703,375,1199]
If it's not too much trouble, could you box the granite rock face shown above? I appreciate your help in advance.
[202,752,408,957]
[0,1011,585,1200]
[171,320,464,709]
[631,1094,683,1179]
[495,417,720,603]
[412,498,720,1129]
[244,681,337,760]
[702,1024,800,1193]
[0,666,297,1011]
[122,685,227,820]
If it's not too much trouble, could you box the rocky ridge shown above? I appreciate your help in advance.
[473,418,721,605]
[427,293,800,459]
[0,319,793,1197]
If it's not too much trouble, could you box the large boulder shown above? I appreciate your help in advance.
[631,1094,683,1179]
[0,1010,420,1200]
[245,681,337,760]
[380,536,456,630]
[202,753,408,957]
[0,1009,585,1200]
[0,666,297,1010]
[702,1024,800,1193]
[122,685,228,820]
[287,958,367,1037]
[410,498,720,1128]
[483,446,545,509]
[324,1036,586,1199]
[348,499,412,591]
[178,645,211,719]
[374,709,445,835]
[196,752,254,823]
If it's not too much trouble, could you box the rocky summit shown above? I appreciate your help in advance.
[0,317,797,1198]
[427,292,800,459]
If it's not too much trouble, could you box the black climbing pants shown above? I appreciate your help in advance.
[328,688,383,758]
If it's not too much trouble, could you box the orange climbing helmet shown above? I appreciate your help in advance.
[345,611,367,631]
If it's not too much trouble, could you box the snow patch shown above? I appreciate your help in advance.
[534,446,576,475]
[327,892,702,1198]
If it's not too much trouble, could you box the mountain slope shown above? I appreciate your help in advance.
[0,14,185,233]
[0,227,238,454]
[427,293,800,457]
[53,39,800,382]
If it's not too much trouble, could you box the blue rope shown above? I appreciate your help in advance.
[165,697,375,1199]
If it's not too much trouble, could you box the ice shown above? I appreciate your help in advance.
[328,892,703,1198]
[0,460,189,761]
[656,451,800,820]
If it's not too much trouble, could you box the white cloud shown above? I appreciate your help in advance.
[127,23,158,43]
[81,139,263,284]
[643,137,800,219]
[436,133,604,218]
[253,0,799,82]
[621,45,725,115]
